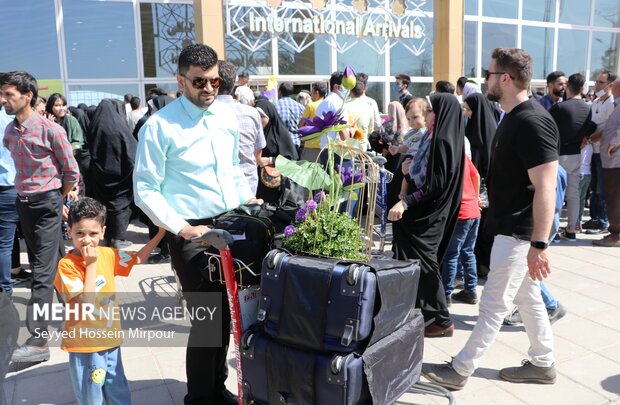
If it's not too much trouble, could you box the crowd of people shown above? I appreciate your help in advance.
[0,42,619,404]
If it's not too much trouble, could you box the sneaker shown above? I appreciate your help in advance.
[503,307,523,326]
[422,362,468,390]
[147,253,171,264]
[113,240,133,249]
[560,230,576,241]
[424,323,454,338]
[547,303,567,324]
[586,227,608,235]
[499,359,556,384]
[582,219,600,230]
[592,234,620,247]
[11,344,50,363]
[11,268,32,281]
[552,234,561,244]
[452,290,478,304]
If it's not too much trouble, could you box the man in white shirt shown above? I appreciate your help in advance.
[234,71,255,106]
[585,70,616,234]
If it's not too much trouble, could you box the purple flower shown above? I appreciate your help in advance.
[295,207,308,222]
[299,110,347,137]
[305,199,317,212]
[314,191,326,203]
[283,225,296,237]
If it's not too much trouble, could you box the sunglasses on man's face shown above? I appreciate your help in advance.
[181,74,221,90]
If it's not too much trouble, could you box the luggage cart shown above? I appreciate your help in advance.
[370,155,393,253]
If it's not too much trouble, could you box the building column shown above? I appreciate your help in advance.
[194,0,226,58]
[433,0,464,87]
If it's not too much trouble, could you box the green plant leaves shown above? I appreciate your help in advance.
[275,155,331,190]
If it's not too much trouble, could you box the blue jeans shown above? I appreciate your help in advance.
[589,153,608,225]
[69,346,131,405]
[0,187,19,294]
[441,218,480,296]
[540,282,557,310]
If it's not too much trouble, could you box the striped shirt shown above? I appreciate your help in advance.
[3,112,79,196]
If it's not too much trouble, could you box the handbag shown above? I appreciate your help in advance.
[260,164,282,188]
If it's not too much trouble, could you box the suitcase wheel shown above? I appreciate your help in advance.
[330,355,344,375]
[346,264,360,286]
[265,250,286,270]
[242,332,254,350]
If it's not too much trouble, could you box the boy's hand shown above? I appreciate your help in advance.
[81,245,98,266]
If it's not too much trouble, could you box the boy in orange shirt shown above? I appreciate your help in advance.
[54,197,165,405]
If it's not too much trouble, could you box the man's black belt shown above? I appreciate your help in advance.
[17,189,61,203]
[0,185,14,191]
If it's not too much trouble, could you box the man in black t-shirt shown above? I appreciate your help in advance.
[550,73,596,239]
[423,48,559,390]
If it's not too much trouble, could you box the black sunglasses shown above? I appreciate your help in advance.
[181,74,221,89]
[484,69,515,81]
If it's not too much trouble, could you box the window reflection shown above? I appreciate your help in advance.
[522,0,556,22]
[278,34,331,75]
[464,21,477,78]
[559,0,592,26]
[67,84,140,107]
[465,0,478,16]
[338,40,385,76]
[365,82,385,114]
[557,29,588,75]
[522,26,554,80]
[144,83,180,99]
[63,0,137,79]
[225,5,272,76]
[593,0,620,28]
[141,3,195,78]
[0,0,59,79]
[590,32,619,80]
[482,0,517,19]
[481,23,517,70]
[390,17,433,77]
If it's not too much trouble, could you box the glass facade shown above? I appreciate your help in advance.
[3,1,620,110]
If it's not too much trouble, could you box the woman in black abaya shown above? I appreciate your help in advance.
[254,98,299,204]
[463,93,499,279]
[86,99,138,248]
[388,93,465,337]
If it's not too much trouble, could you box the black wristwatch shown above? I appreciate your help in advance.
[530,240,549,250]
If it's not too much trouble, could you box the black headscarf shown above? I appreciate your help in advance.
[464,93,498,179]
[86,98,137,210]
[68,106,90,135]
[254,98,299,161]
[391,93,465,326]
[133,95,174,140]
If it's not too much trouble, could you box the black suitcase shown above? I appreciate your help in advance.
[258,250,420,353]
[207,207,275,286]
[241,330,372,405]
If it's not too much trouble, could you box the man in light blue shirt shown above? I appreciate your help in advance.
[134,44,259,405]
[0,97,19,295]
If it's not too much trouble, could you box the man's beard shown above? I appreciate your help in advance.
[486,82,501,103]
[552,88,564,98]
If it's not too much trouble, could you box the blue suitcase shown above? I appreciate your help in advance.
[240,330,372,405]
[257,250,420,353]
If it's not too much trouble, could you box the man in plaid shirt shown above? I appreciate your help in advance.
[275,82,304,155]
[1,71,79,362]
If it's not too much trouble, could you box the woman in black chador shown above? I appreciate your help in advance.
[86,99,137,248]
[388,93,465,338]
[463,93,499,279]
[254,98,299,204]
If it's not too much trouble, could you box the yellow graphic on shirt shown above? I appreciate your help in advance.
[91,368,105,384]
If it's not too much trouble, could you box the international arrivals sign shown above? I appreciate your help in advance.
[226,0,429,56]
